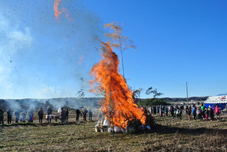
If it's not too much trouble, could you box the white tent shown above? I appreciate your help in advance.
[204,95,227,110]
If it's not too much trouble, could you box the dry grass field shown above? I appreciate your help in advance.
[0,115,226,152]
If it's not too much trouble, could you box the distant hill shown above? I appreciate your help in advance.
[0,97,102,111]
[141,96,208,103]
[217,94,227,96]
[0,96,209,111]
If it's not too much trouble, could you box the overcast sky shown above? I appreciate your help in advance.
[0,0,227,99]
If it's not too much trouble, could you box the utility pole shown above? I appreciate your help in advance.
[186,82,189,102]
[119,39,125,78]
[104,23,134,79]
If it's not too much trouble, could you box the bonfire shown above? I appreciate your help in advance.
[91,42,154,133]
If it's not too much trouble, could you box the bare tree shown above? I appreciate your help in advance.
[133,88,143,104]
[146,87,153,95]
[77,89,85,98]
[133,88,143,99]
[146,87,163,98]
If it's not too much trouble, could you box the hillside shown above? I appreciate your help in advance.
[0,96,209,112]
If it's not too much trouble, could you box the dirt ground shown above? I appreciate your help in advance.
[0,115,226,152]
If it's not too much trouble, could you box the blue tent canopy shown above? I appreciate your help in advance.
[204,96,227,110]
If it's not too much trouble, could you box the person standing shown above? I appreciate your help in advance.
[180,105,184,114]
[28,110,34,123]
[0,108,4,125]
[204,108,208,120]
[170,106,174,117]
[192,105,197,120]
[210,107,215,120]
[176,106,182,119]
[186,106,190,120]
[76,109,81,122]
[38,108,44,124]
[21,111,27,122]
[83,108,88,121]
[207,106,211,120]
[15,111,20,123]
[7,109,12,124]
[188,105,192,120]
[214,104,221,120]
[88,110,93,121]
[153,106,156,115]
[66,108,69,123]
[165,106,169,116]
[196,106,202,119]
[160,106,164,117]
[200,104,205,119]
[60,108,66,124]
[47,107,52,123]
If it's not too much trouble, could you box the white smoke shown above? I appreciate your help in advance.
[4,97,100,113]
[0,13,33,98]
[0,1,102,99]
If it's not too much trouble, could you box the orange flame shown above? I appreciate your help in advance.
[54,0,62,18]
[53,0,72,20]
[91,42,146,128]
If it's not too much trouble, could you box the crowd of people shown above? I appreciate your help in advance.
[0,103,224,126]
[0,107,93,125]
[150,103,222,120]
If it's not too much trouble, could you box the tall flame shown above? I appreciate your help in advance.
[91,42,146,128]
[54,0,62,18]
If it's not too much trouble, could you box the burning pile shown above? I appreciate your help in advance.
[91,42,147,131]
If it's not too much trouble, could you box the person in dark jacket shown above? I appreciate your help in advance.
[0,109,4,125]
[38,108,44,124]
[47,107,53,123]
[192,105,197,120]
[170,106,174,117]
[165,106,169,116]
[83,108,88,121]
[61,108,66,124]
[210,107,215,120]
[15,111,20,123]
[153,106,157,115]
[66,108,69,123]
[76,109,81,122]
[7,109,12,124]
[88,110,93,121]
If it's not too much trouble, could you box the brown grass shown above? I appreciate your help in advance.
[0,115,226,152]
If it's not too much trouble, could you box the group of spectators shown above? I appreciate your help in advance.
[152,105,184,119]
[151,103,222,120]
[0,103,223,126]
[186,104,221,120]
[0,107,93,125]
